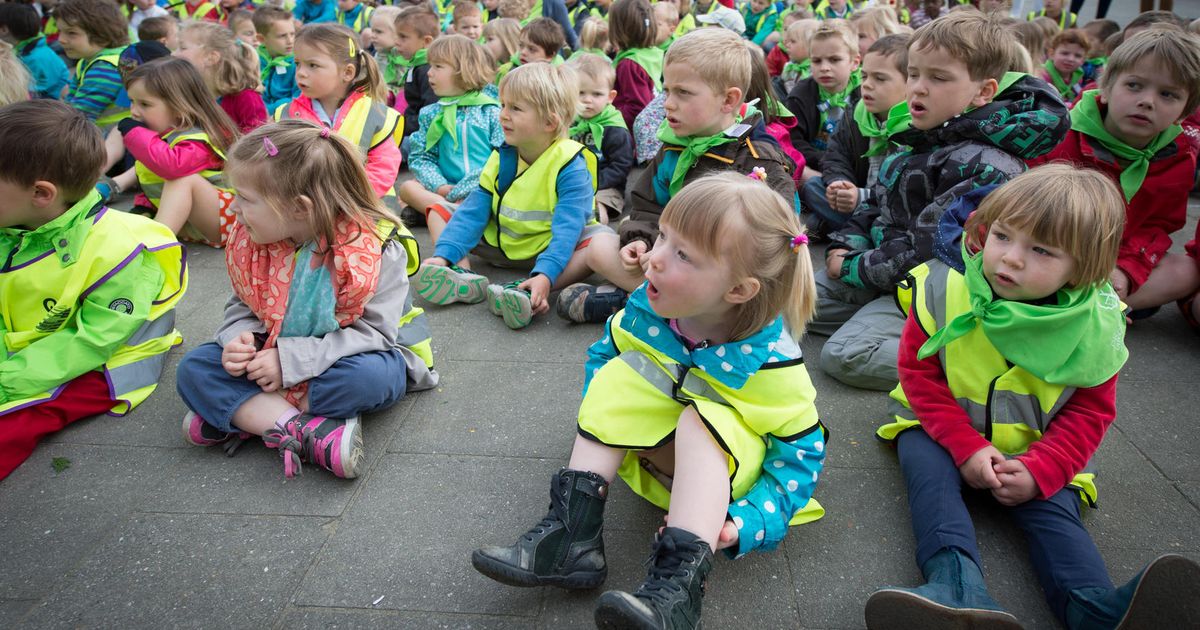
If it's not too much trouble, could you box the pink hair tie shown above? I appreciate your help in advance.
[262,137,279,157]
[790,233,809,253]
[320,126,331,138]
[746,167,768,182]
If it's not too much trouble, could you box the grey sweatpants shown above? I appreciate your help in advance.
[810,270,904,392]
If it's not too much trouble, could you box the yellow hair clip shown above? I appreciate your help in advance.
[348,37,357,57]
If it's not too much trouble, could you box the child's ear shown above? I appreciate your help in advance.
[851,53,861,68]
[256,32,266,45]
[30,180,59,209]
[970,77,999,109]
[606,88,617,103]
[341,61,358,83]
[294,195,314,218]
[422,35,435,47]
[722,86,744,113]
[725,277,761,305]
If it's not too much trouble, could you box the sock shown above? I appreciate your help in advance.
[274,408,301,431]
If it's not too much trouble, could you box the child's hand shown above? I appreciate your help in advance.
[958,445,1004,490]
[991,458,1039,506]
[520,274,552,315]
[825,248,847,279]
[1110,268,1131,300]
[436,185,454,197]
[825,181,859,214]
[421,256,450,267]
[222,331,257,377]
[620,240,650,275]
[245,347,283,392]
[716,519,739,551]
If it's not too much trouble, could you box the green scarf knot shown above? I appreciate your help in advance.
[656,117,744,197]
[1070,90,1181,202]
[258,46,291,82]
[424,91,499,150]
[783,59,810,79]
[853,100,910,156]
[569,104,627,147]
[613,47,664,91]
[817,68,861,135]
[1043,60,1083,101]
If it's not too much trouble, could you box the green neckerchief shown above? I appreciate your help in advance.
[521,0,544,25]
[853,99,911,156]
[569,47,606,60]
[918,244,1128,387]
[391,48,428,80]
[258,46,292,82]
[424,90,500,150]
[570,103,627,145]
[816,68,861,133]
[783,59,811,79]
[613,47,664,90]
[1088,56,1107,67]
[1043,60,1082,101]
[656,118,743,196]
[1071,90,1182,202]
[14,36,41,54]
[657,35,675,52]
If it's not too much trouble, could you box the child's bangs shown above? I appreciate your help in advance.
[660,189,748,263]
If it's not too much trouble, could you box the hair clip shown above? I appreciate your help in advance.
[348,37,357,57]
[320,126,331,138]
[262,137,279,157]
[746,166,768,182]
[790,233,809,253]
[644,18,650,27]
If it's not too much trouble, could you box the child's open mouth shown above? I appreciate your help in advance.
[909,100,927,116]
[646,281,660,300]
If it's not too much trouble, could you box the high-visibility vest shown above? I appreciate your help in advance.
[374,222,434,368]
[478,139,598,261]
[337,4,374,33]
[134,128,229,208]
[175,1,219,20]
[878,260,1099,506]
[1027,9,1076,29]
[0,191,187,416]
[73,48,129,128]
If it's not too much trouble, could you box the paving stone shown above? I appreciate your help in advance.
[1111,381,1200,483]
[423,297,605,365]
[0,599,34,625]
[1117,309,1200,383]
[284,608,531,629]
[20,513,328,629]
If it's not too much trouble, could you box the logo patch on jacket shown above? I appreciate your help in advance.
[108,298,135,315]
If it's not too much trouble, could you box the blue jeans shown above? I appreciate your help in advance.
[895,429,1113,623]
[176,342,408,432]
[801,176,852,232]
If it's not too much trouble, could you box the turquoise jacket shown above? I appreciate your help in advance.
[407,99,505,203]
[17,37,70,99]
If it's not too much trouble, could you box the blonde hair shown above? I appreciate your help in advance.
[807,19,857,57]
[428,35,497,92]
[180,20,261,96]
[483,18,521,64]
[568,52,616,89]
[963,164,1124,288]
[664,27,752,96]
[785,18,819,55]
[499,62,578,136]
[125,58,241,153]
[1101,27,1200,116]
[227,120,402,250]
[371,5,402,31]
[579,17,610,53]
[498,0,531,20]
[1033,15,1060,39]
[910,10,1019,82]
[295,23,385,103]
[660,173,815,340]
[0,42,31,106]
[1010,19,1048,63]
[849,6,901,40]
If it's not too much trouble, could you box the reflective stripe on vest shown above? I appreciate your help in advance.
[176,1,217,19]
[281,93,399,157]
[75,49,129,127]
[135,129,228,207]
[337,5,373,32]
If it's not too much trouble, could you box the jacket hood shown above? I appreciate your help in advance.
[933,183,999,272]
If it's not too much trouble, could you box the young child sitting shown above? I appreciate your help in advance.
[849,5,902,58]
[395,7,439,143]
[398,35,504,226]
[137,17,178,53]
[816,11,1069,392]
[611,0,663,128]
[0,100,187,481]
[1026,0,1075,31]
[567,52,635,223]
[866,164,1200,630]
[472,173,827,629]
[176,21,267,134]
[175,0,221,22]
[806,33,909,236]
[0,3,69,100]
[56,0,130,129]
[368,6,404,102]
[228,10,258,48]
[774,18,818,98]
[741,0,779,48]
[572,15,610,59]
[1030,28,1200,318]
[294,0,337,25]
[482,17,521,69]
[127,0,168,33]
[1041,28,1092,102]
[817,0,852,20]
[786,19,861,184]
[254,9,300,115]
[452,0,485,41]
[336,0,374,34]
[652,1,679,51]
[176,121,436,479]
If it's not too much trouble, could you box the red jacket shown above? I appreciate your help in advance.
[1028,97,1200,293]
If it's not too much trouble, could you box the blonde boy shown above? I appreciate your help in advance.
[784,19,860,183]
[453,0,484,41]
[370,6,403,91]
[776,18,819,95]
[567,53,635,223]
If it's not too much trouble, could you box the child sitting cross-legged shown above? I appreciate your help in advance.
[567,52,636,224]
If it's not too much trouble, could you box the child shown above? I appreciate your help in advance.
[0,100,187,481]
[907,0,943,29]
[0,42,31,105]
[817,0,852,20]
[398,35,504,224]
[482,17,521,67]
[395,6,439,142]
[336,0,374,34]
[652,2,679,50]
[742,0,779,49]
[807,33,909,235]
[483,0,501,22]
[774,18,818,97]
[611,0,662,128]
[573,16,609,58]
[452,0,484,41]
[413,63,634,330]
[1029,28,1200,316]
[294,0,337,25]
[517,17,566,66]
[228,10,257,48]
[175,120,437,479]
[56,0,130,129]
[866,164,1200,630]
[816,11,1069,391]
[849,5,901,58]
[785,19,860,184]
[1011,19,1048,69]
[175,0,221,22]
[369,6,404,98]
[1026,0,1075,31]
[472,173,827,630]
[1041,28,1092,102]
[137,17,178,52]
[126,0,167,32]
[177,21,267,133]
[0,3,69,100]
[108,58,240,246]
[277,23,403,209]
[568,52,635,223]
[255,8,301,114]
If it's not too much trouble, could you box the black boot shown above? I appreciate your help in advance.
[593,527,714,630]
[1065,554,1200,630]
[471,468,608,589]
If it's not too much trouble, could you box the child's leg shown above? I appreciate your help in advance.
[230,392,299,435]
[567,433,627,482]
[583,231,645,292]
[176,342,295,437]
[1124,254,1200,311]
[398,179,453,242]
[156,175,223,244]
[305,348,408,418]
[0,371,115,481]
[113,167,139,194]
[808,269,882,336]
[895,429,981,569]
[664,407,731,549]
[820,294,904,391]
[103,127,126,173]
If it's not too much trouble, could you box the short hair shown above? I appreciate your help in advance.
[1010,19,1047,61]
[137,16,173,43]
[866,33,911,75]
[578,17,609,52]
[396,6,440,39]
[453,0,482,22]
[1049,28,1091,53]
[0,42,30,106]
[1082,19,1120,48]
[664,27,752,96]
[521,17,566,57]
[0,3,41,41]
[609,0,657,51]
[55,0,129,49]
[253,7,294,35]
[499,62,579,136]
[498,0,531,20]
[0,100,105,202]
[370,5,402,30]
[963,164,1124,288]
[427,35,496,91]
[1125,10,1189,37]
[849,6,901,40]
[910,10,1017,82]
[482,18,522,64]
[1032,15,1060,39]
[1101,27,1200,117]
[568,52,616,89]
[653,2,679,31]
[785,18,819,48]
[807,19,857,57]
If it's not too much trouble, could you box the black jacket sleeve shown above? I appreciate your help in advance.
[597,126,636,192]
[820,115,869,186]
[785,78,823,169]
[404,65,438,138]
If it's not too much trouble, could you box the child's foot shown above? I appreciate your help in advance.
[263,414,364,479]
[555,283,628,324]
[415,263,488,305]
[864,548,1021,630]
[593,527,713,630]
[487,280,534,329]
[181,411,251,457]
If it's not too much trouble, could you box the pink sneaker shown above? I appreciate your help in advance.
[262,414,364,479]
[182,411,253,456]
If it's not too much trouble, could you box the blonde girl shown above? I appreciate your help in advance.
[575,16,610,58]
[176,20,267,132]
[473,172,826,628]
[610,0,662,127]
[398,35,504,230]
[849,6,902,57]
[277,23,402,208]
[369,5,404,97]
[105,58,239,246]
[482,17,521,68]
[176,120,437,479]
[0,42,31,106]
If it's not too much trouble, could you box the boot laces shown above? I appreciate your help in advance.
[635,535,701,604]
[523,475,572,541]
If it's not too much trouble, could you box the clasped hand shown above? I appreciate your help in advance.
[221,330,283,392]
[958,445,1038,506]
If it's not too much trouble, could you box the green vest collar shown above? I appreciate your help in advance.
[0,189,103,269]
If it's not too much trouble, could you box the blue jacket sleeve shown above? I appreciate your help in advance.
[531,154,593,285]
[542,0,581,50]
[432,185,493,264]
[446,105,505,202]
[752,13,778,46]
[409,105,450,192]
[725,430,826,558]
[581,316,619,396]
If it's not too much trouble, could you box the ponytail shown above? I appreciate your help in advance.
[352,47,386,103]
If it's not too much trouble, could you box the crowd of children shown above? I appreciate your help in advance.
[3,1,1200,629]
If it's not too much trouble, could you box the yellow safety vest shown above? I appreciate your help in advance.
[337,5,374,33]
[478,139,598,261]
[373,222,433,368]
[74,48,129,128]
[1027,9,1076,29]
[175,1,218,19]
[878,260,1099,506]
[134,128,229,208]
[0,193,187,416]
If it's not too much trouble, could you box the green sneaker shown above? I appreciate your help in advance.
[487,280,534,329]
[415,263,488,305]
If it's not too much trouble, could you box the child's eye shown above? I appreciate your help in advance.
[676,249,689,262]
[1033,246,1054,256]
[993,231,1009,241]
[1126,81,1141,90]
[1162,90,1180,100]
